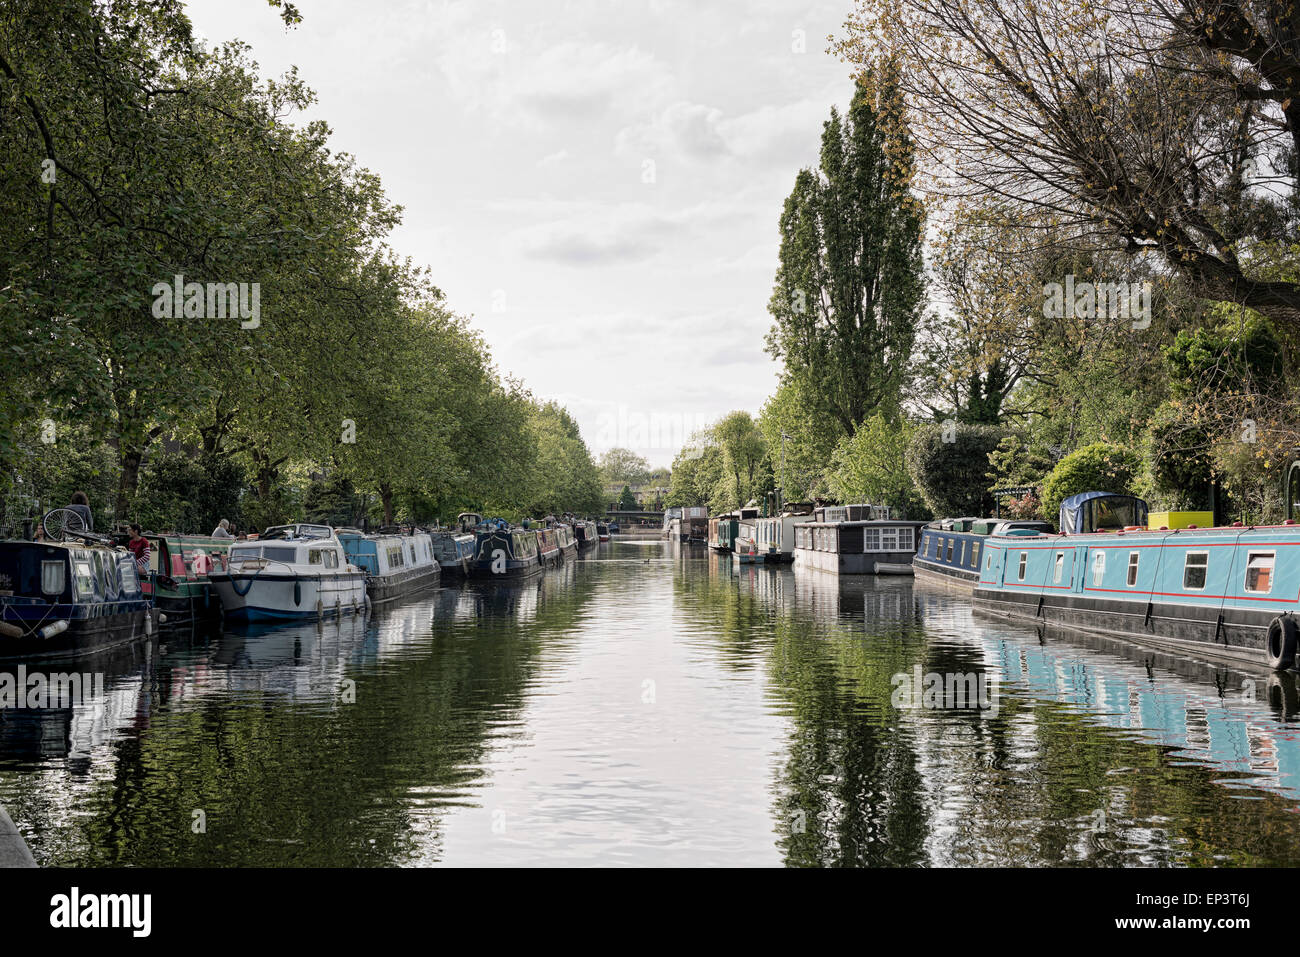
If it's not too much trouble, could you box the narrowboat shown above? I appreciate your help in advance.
[136,533,232,624]
[914,517,1052,590]
[534,526,563,566]
[0,540,158,660]
[550,519,578,555]
[753,507,815,563]
[467,518,543,580]
[338,530,441,605]
[573,520,600,548]
[971,493,1300,670]
[597,522,611,543]
[792,505,927,575]
[208,524,368,622]
[430,526,476,577]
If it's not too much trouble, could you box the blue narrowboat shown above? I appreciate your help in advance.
[0,540,157,660]
[973,492,1300,669]
[338,530,441,605]
[430,527,476,577]
[914,517,1052,590]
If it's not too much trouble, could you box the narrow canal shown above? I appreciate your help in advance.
[4,538,1300,866]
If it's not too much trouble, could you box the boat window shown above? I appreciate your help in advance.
[262,546,297,563]
[41,560,65,596]
[1053,552,1064,584]
[325,550,339,569]
[230,546,261,563]
[73,561,96,600]
[971,543,980,568]
[1018,552,1027,581]
[959,541,966,565]
[1127,552,1140,587]
[410,543,417,563]
[1245,552,1275,594]
[308,549,323,565]
[898,527,914,551]
[1091,550,1106,587]
[1183,551,1209,590]
[864,527,881,551]
[946,539,954,562]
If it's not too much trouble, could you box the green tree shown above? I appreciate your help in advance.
[829,415,927,517]
[905,423,1004,517]
[765,60,924,434]
[618,485,637,511]
[1040,443,1143,526]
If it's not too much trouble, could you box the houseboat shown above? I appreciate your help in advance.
[208,524,368,622]
[709,508,760,552]
[138,533,233,625]
[0,540,158,659]
[682,506,709,543]
[338,530,441,605]
[733,518,762,565]
[552,520,578,556]
[573,520,600,548]
[971,493,1300,670]
[914,517,1053,590]
[792,505,927,575]
[753,507,816,563]
[430,526,476,578]
[534,526,563,566]
[467,517,543,580]
[597,522,611,543]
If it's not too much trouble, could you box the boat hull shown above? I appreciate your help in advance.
[365,565,441,605]
[210,572,368,621]
[794,548,920,575]
[0,604,157,661]
[972,587,1272,666]
[912,558,980,591]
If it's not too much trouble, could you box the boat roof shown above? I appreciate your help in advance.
[260,524,335,541]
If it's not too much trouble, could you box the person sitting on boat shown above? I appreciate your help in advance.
[67,491,93,532]
[211,518,234,538]
[126,524,151,576]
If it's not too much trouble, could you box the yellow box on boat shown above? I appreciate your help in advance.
[1148,510,1214,530]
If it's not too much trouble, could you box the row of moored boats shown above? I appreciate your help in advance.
[682,493,1300,672]
[0,513,613,661]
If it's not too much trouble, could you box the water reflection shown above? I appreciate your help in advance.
[0,541,1298,866]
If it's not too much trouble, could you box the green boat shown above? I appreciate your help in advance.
[138,533,233,625]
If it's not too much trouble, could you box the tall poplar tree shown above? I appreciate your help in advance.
[765,60,924,434]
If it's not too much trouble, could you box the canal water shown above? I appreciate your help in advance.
[4,538,1300,866]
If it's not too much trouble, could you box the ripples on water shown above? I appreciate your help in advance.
[2,539,1299,866]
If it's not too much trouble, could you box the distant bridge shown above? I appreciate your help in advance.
[604,509,664,523]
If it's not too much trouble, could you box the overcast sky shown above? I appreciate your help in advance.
[186,0,855,467]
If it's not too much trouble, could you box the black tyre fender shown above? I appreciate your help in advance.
[1266,616,1298,671]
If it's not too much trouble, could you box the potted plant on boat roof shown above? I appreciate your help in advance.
[0,573,11,596]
